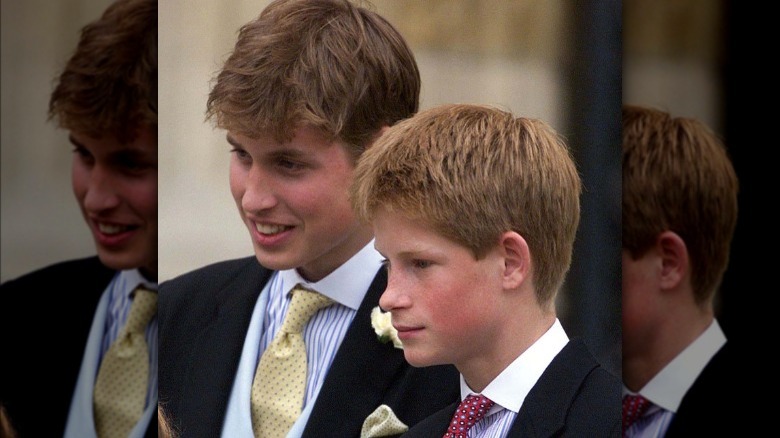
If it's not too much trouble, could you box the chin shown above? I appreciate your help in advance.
[97,256,133,271]
[253,250,299,271]
[403,350,439,368]
[96,250,145,272]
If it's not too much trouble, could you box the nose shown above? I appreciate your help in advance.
[82,164,120,212]
[241,165,278,213]
[379,270,411,311]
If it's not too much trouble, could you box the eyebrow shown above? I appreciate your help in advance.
[227,134,312,161]
[226,134,241,148]
[376,247,431,260]
[68,135,84,148]
[68,135,155,162]
[111,149,155,163]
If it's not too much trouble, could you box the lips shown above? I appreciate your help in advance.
[393,323,423,340]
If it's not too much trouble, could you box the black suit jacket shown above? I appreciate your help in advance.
[665,341,762,437]
[0,256,158,438]
[403,339,621,438]
[158,256,460,438]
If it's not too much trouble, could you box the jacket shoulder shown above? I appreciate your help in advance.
[1,255,113,289]
[160,256,263,293]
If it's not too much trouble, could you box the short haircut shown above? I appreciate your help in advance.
[622,105,739,304]
[206,0,420,159]
[351,103,582,307]
[48,0,157,143]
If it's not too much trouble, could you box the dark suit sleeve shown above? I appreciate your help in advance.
[0,256,115,438]
[666,341,763,437]
[158,257,270,438]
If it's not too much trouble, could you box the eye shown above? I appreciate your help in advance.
[412,259,432,269]
[119,157,155,174]
[230,147,251,162]
[72,146,95,165]
[276,157,305,172]
[380,258,391,272]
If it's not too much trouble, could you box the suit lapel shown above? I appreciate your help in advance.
[507,339,598,438]
[665,342,730,437]
[302,268,410,437]
[181,259,272,437]
[404,402,459,437]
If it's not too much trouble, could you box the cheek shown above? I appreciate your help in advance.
[288,180,352,223]
[448,264,500,323]
[621,275,656,348]
[313,165,356,217]
[424,275,474,321]
[121,177,158,222]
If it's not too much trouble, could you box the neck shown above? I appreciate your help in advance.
[623,301,714,392]
[296,225,373,282]
[461,304,556,392]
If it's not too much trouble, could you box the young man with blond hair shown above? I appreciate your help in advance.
[1,1,158,437]
[158,1,458,437]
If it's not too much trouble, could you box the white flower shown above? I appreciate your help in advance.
[370,306,403,349]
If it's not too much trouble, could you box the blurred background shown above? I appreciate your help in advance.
[2,0,622,376]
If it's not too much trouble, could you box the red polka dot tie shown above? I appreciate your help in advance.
[251,285,334,438]
[93,287,157,438]
[622,394,651,437]
[443,394,495,438]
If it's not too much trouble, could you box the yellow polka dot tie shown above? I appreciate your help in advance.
[251,285,334,438]
[93,287,157,438]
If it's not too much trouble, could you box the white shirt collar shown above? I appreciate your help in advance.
[277,240,383,310]
[628,319,726,413]
[460,318,569,413]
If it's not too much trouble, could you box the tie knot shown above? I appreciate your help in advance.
[281,286,334,334]
[443,394,495,438]
[124,287,158,334]
[622,394,652,436]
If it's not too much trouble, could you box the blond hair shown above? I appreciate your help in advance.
[352,103,581,306]
[48,0,157,143]
[206,0,419,159]
[622,104,739,304]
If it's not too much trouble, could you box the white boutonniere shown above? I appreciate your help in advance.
[370,306,403,349]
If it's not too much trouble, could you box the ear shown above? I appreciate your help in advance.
[656,230,688,290]
[499,231,530,289]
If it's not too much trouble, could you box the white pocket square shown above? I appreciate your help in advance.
[360,404,409,438]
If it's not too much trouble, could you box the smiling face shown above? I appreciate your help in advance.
[228,126,373,282]
[375,208,505,370]
[70,125,158,280]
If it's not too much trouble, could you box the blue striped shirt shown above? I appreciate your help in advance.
[624,407,673,438]
[259,242,384,409]
[99,269,158,408]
